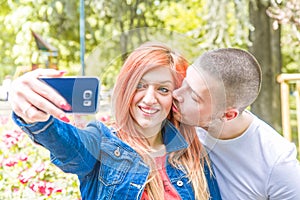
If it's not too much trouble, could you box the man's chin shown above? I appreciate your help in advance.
[176,116,200,127]
[174,113,192,125]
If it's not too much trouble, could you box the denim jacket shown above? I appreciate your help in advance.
[13,113,221,200]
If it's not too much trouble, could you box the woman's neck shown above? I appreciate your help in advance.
[135,125,166,155]
[143,128,166,156]
[146,130,164,149]
[135,124,164,147]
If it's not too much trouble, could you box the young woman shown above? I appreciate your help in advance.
[10,42,221,200]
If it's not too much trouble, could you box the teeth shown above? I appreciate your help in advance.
[140,107,157,114]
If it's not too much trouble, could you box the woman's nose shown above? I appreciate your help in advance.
[142,88,157,105]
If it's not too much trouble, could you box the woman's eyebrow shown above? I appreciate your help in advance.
[140,79,173,84]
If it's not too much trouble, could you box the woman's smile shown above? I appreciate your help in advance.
[138,105,160,116]
[130,67,174,131]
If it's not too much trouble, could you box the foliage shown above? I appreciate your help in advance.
[0,0,81,79]
[267,0,300,73]
[0,0,255,87]
[2,0,285,86]
[267,0,300,39]
[2,0,298,84]
[189,0,251,50]
[0,114,82,199]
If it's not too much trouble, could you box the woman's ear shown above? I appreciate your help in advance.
[222,108,239,121]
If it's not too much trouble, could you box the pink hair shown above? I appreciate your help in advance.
[111,41,210,199]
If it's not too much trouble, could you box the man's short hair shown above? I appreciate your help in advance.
[193,48,262,112]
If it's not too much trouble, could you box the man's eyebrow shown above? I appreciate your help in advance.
[191,90,200,98]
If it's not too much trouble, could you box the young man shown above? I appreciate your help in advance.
[173,48,300,199]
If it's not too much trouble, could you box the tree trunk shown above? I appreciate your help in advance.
[249,0,282,131]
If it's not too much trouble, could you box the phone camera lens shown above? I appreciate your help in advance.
[83,90,92,99]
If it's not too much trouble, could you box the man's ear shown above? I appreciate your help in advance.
[222,108,239,121]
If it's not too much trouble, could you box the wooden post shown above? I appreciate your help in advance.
[280,81,291,141]
[296,82,300,154]
[277,73,300,155]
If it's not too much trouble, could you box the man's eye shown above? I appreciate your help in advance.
[191,92,200,102]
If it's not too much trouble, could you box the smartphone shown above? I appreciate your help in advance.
[40,77,100,113]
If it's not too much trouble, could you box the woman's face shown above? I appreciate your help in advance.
[130,67,175,133]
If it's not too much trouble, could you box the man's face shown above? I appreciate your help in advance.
[173,66,222,128]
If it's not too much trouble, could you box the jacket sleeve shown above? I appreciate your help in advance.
[12,112,104,178]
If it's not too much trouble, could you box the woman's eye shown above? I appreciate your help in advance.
[137,82,145,90]
[158,87,170,93]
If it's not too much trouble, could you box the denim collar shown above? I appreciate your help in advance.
[162,120,188,153]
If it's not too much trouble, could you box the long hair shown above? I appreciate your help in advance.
[112,41,210,200]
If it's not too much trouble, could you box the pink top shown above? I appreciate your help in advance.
[141,155,181,200]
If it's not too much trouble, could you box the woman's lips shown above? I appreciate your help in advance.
[139,106,159,115]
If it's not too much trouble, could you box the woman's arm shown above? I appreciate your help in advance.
[13,113,103,177]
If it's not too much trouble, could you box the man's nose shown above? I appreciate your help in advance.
[173,88,183,102]
[143,88,157,105]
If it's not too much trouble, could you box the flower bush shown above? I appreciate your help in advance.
[0,114,89,200]
[0,112,112,199]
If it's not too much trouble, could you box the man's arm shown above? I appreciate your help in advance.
[267,147,300,199]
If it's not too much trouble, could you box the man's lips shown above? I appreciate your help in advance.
[172,102,179,113]
[172,103,182,119]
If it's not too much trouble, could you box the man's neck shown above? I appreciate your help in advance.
[208,111,254,140]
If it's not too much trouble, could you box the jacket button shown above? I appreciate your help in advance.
[176,180,183,187]
[114,147,121,157]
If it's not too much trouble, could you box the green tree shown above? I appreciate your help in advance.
[84,0,201,88]
[267,0,300,73]
[249,0,282,131]
[0,0,82,80]
[2,0,300,130]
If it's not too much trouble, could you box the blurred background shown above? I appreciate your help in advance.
[0,0,299,199]
[1,0,300,130]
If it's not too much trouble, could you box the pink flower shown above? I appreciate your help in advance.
[3,157,18,167]
[0,115,9,125]
[55,188,63,193]
[99,115,111,123]
[29,182,38,192]
[0,156,3,167]
[18,171,33,184]
[12,187,19,193]
[18,153,28,162]
[30,181,61,196]
[34,162,45,173]
[38,181,49,196]
[2,129,24,148]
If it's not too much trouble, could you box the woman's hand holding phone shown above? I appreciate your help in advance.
[9,69,73,124]
[40,76,100,114]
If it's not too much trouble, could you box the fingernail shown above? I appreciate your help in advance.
[59,70,67,75]
[59,114,70,123]
[60,102,72,111]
